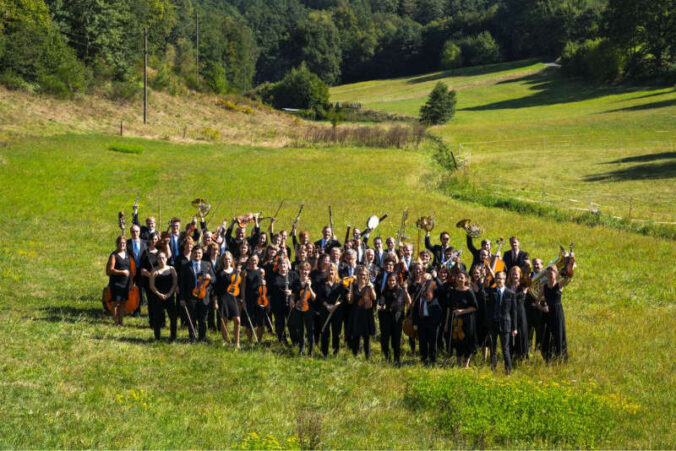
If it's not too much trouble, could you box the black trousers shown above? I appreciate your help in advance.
[185,298,208,341]
[320,307,343,356]
[207,296,218,331]
[418,324,439,364]
[379,311,403,363]
[351,334,371,359]
[297,310,314,355]
[149,293,177,340]
[489,326,513,372]
[272,309,288,343]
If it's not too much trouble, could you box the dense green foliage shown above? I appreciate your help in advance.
[254,64,329,114]
[4,0,672,99]
[419,81,457,125]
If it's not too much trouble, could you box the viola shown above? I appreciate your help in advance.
[227,271,242,297]
[257,285,269,308]
[192,275,210,299]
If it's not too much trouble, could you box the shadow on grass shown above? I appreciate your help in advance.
[39,305,109,323]
[601,98,676,113]
[602,151,676,165]
[406,59,544,85]
[584,160,676,182]
[461,71,641,111]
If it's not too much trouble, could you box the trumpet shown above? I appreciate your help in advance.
[456,218,483,238]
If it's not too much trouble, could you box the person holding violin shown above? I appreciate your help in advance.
[507,266,530,363]
[240,254,266,343]
[140,232,161,328]
[107,236,132,326]
[149,251,178,341]
[346,266,377,360]
[317,264,345,356]
[291,262,317,355]
[214,251,241,348]
[178,246,214,343]
[446,271,478,368]
[204,242,220,331]
[410,263,443,365]
[269,257,299,345]
[487,271,518,374]
[539,265,570,362]
[377,273,409,365]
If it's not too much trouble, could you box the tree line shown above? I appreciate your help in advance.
[0,0,673,99]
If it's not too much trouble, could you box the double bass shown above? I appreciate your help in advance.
[103,212,140,314]
[484,238,506,288]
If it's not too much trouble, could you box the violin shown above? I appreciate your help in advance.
[296,283,312,312]
[192,275,210,299]
[257,285,269,308]
[227,271,242,297]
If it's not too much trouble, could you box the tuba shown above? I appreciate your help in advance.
[456,218,484,238]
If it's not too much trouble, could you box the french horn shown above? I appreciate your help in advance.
[456,218,484,238]
[191,198,211,218]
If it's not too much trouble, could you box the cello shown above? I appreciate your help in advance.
[484,237,506,288]
[103,212,140,314]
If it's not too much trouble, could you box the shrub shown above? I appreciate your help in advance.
[561,39,625,83]
[440,40,463,69]
[458,31,501,66]
[203,62,231,95]
[108,81,143,102]
[201,127,220,141]
[108,144,143,154]
[270,64,329,112]
[0,72,37,92]
[419,82,457,125]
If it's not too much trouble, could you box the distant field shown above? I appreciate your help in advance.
[0,134,674,448]
[331,61,676,222]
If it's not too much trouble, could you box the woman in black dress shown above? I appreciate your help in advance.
[214,251,241,348]
[507,266,529,362]
[469,264,490,360]
[149,251,178,341]
[269,257,298,345]
[240,254,266,343]
[446,272,478,368]
[539,265,570,362]
[346,266,377,360]
[140,233,160,327]
[377,273,409,365]
[106,236,131,326]
[317,264,344,356]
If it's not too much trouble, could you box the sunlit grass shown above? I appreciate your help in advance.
[0,134,674,448]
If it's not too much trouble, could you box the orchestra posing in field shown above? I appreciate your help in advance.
[105,200,575,374]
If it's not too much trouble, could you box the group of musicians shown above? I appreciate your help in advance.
[106,205,572,374]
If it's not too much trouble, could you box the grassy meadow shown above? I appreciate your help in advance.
[331,61,676,223]
[0,132,675,448]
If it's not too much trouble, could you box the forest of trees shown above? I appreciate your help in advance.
[0,0,673,98]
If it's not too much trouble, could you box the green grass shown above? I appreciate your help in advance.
[331,60,676,223]
[0,133,674,448]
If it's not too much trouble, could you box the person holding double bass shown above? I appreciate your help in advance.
[214,251,241,348]
[107,236,132,326]
[148,251,178,341]
[446,271,478,368]
[178,246,214,343]
[411,262,443,365]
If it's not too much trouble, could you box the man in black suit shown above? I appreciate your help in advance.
[178,247,215,342]
[370,237,386,268]
[126,224,147,316]
[374,257,396,299]
[314,226,341,254]
[503,236,530,272]
[425,231,451,267]
[486,271,518,374]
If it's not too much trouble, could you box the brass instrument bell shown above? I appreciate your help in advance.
[416,215,435,232]
[456,218,484,238]
[191,198,211,218]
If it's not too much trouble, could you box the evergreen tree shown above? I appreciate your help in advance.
[419,81,457,125]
